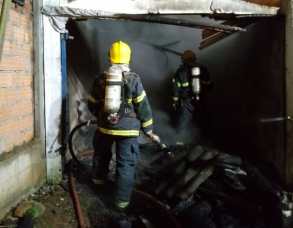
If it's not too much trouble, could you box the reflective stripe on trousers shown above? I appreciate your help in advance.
[92,130,139,203]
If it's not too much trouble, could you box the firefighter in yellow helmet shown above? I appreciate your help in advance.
[109,41,131,64]
[172,50,213,145]
[88,41,157,212]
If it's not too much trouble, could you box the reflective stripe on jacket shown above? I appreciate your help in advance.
[171,64,212,103]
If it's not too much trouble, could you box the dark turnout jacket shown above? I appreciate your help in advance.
[172,64,213,105]
[88,71,153,137]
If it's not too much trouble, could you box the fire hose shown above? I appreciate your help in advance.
[68,120,182,228]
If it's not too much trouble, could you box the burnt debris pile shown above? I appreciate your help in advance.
[128,143,290,228]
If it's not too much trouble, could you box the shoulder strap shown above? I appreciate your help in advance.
[99,72,107,85]
[123,72,140,81]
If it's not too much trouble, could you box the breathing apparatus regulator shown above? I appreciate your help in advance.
[104,65,123,125]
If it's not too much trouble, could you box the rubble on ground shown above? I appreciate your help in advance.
[1,143,293,228]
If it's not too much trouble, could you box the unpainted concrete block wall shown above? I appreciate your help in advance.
[0,0,34,154]
[0,140,46,220]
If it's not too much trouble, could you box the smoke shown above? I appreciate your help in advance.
[68,16,206,145]
[68,15,285,157]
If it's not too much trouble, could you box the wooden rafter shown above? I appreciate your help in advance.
[200,18,258,50]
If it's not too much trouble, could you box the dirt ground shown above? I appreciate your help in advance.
[29,178,127,228]
[2,150,171,228]
[2,180,83,228]
[1,142,293,228]
[28,181,81,228]
[32,155,131,228]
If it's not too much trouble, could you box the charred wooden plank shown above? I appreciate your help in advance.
[197,187,263,215]
[177,163,215,200]
[202,19,241,39]
[200,19,256,50]
[140,145,191,179]
[153,145,206,195]
[164,149,220,198]
[202,18,256,39]
[64,14,247,33]
[217,153,242,166]
[199,32,231,50]
[111,15,246,32]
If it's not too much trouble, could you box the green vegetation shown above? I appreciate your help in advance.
[24,204,39,219]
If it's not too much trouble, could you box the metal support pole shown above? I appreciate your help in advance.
[60,33,68,178]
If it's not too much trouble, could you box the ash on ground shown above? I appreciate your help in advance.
[2,142,292,228]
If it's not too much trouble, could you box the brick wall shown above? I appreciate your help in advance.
[0,0,33,154]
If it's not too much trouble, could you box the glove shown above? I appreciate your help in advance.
[146,130,154,139]
[173,103,177,110]
[146,130,158,142]
[146,130,161,144]
[173,102,180,110]
[146,130,166,150]
[151,134,161,144]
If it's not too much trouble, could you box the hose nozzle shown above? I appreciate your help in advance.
[151,134,165,150]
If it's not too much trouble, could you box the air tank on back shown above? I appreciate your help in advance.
[191,66,201,100]
[104,65,122,114]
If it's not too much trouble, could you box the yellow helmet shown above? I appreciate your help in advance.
[109,41,131,64]
[181,50,196,63]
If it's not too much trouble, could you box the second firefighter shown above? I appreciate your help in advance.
[171,50,213,145]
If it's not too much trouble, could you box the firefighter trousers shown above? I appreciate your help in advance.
[175,97,210,141]
[92,130,139,204]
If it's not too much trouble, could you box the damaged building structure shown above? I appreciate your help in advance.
[1,0,293,227]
